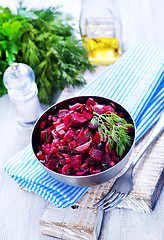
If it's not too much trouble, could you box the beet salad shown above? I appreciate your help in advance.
[36,98,134,176]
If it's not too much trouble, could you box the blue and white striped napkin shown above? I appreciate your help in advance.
[5,41,164,208]
[5,144,87,208]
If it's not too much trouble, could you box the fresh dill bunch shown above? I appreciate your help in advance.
[92,112,134,158]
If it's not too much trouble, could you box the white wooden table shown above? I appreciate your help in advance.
[0,0,164,240]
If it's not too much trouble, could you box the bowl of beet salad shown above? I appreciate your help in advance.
[31,96,135,187]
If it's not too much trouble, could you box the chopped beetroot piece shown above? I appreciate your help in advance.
[93,132,101,144]
[80,162,89,169]
[45,158,58,171]
[65,157,72,163]
[49,146,58,155]
[77,135,89,145]
[40,121,46,129]
[62,153,70,158]
[68,140,78,149]
[73,111,81,117]
[45,153,52,162]
[75,138,92,153]
[75,129,80,135]
[57,129,65,139]
[85,106,93,113]
[52,116,58,122]
[109,161,115,167]
[59,158,66,166]
[71,112,87,123]
[69,127,76,132]
[110,149,117,162]
[90,166,94,172]
[55,151,62,159]
[73,134,78,141]
[53,121,61,128]
[93,104,105,114]
[51,129,57,138]
[81,110,93,120]
[46,126,54,131]
[59,109,69,114]
[97,142,104,151]
[42,143,51,154]
[38,146,42,152]
[69,103,84,111]
[73,167,80,172]
[104,105,115,113]
[52,138,60,147]
[88,116,98,129]
[63,129,75,142]
[126,126,135,134]
[77,127,84,138]
[37,151,45,161]
[45,127,52,138]
[84,128,89,135]
[48,115,52,120]
[89,148,104,162]
[58,145,69,153]
[90,167,101,174]
[63,113,71,129]
[56,123,65,132]
[90,142,97,149]
[103,154,112,164]
[71,154,82,165]
[57,109,69,118]
[57,168,62,173]
[86,98,96,106]
[105,143,111,154]
[81,151,88,160]
[44,127,53,143]
[40,131,48,143]
[75,169,89,176]
[64,168,74,175]
[86,157,96,165]
[119,112,125,118]
[61,139,68,146]
[72,113,87,123]
[69,112,87,127]
[62,163,72,173]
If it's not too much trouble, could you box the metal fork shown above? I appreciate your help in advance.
[94,111,164,212]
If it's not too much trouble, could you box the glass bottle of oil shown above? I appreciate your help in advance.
[79,0,122,66]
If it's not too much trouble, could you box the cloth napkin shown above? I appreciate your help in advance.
[5,41,164,208]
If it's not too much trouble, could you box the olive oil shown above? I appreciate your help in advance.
[83,37,121,66]
[81,17,122,66]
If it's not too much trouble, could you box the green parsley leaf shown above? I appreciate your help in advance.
[0,5,94,104]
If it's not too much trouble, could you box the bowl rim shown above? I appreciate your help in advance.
[31,95,136,179]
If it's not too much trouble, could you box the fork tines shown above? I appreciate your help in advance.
[93,189,125,212]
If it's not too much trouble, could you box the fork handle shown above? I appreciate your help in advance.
[131,111,164,169]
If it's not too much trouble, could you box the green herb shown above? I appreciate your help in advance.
[92,112,134,158]
[0,6,23,95]
[44,131,48,142]
[0,4,94,104]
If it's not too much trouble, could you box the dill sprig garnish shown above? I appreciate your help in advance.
[92,112,134,158]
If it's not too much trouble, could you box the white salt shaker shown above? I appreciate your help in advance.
[3,63,41,127]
